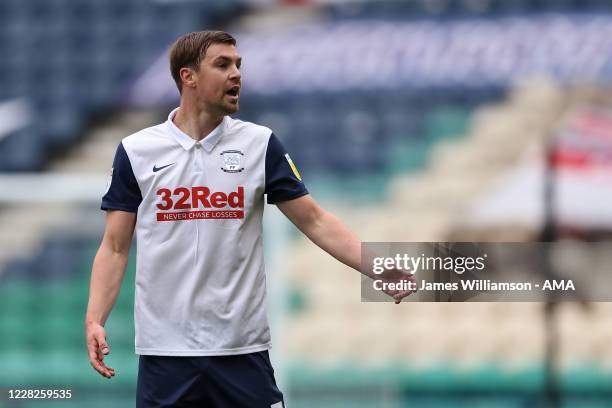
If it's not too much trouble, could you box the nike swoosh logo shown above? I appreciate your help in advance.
[153,162,176,172]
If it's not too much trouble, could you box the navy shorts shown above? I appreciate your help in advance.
[136,351,285,408]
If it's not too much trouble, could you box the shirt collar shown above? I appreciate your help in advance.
[166,107,226,152]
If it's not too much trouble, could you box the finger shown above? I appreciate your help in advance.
[88,346,114,378]
[88,351,101,371]
[104,364,115,378]
[97,338,110,355]
[87,338,114,379]
[96,347,105,363]
[97,360,115,378]
[393,291,412,302]
[87,342,99,360]
[89,347,106,369]
[90,357,114,378]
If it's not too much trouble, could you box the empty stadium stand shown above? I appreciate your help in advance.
[3,1,612,407]
[0,0,242,171]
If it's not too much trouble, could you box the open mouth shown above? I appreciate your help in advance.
[226,86,240,97]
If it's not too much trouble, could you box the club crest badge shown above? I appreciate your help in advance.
[220,150,244,173]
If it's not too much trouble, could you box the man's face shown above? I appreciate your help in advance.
[191,43,242,115]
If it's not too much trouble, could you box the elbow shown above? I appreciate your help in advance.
[101,237,131,259]
[110,245,130,258]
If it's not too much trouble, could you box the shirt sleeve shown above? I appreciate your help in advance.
[101,142,142,212]
[265,133,308,204]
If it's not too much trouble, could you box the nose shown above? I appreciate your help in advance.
[229,64,241,80]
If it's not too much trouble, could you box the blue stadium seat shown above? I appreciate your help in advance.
[0,258,32,282]
[0,0,244,172]
[28,236,89,280]
[0,128,46,171]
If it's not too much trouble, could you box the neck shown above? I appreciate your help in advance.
[173,101,224,142]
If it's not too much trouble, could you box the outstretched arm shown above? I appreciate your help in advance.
[85,210,136,378]
[277,194,361,271]
[276,195,413,303]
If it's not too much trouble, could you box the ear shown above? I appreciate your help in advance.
[179,67,197,91]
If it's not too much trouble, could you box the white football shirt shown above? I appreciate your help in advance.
[101,108,308,356]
